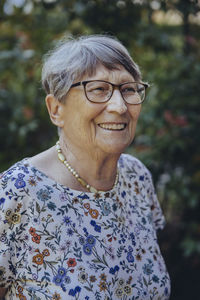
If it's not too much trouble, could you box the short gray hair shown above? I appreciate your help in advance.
[42,35,142,101]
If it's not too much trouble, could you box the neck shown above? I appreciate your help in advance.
[58,136,120,192]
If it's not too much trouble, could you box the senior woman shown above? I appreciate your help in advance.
[0,35,170,300]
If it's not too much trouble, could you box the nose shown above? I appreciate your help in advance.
[106,89,127,114]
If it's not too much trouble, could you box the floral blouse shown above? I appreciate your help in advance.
[0,154,170,300]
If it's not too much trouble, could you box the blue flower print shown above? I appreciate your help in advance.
[79,236,85,245]
[0,198,5,206]
[53,272,67,292]
[121,191,126,198]
[82,235,96,255]
[100,201,111,216]
[36,188,51,202]
[127,252,134,263]
[90,220,101,232]
[78,193,89,200]
[75,286,81,293]
[90,220,96,226]
[86,235,96,247]
[142,261,154,275]
[69,289,76,297]
[14,173,26,189]
[83,244,92,256]
[57,267,66,278]
[109,265,119,274]
[53,274,63,286]
[94,225,101,232]
[128,245,133,252]
[69,286,81,296]
[63,216,72,226]
[67,228,73,236]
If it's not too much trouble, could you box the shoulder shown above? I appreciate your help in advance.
[119,153,151,179]
[1,159,30,192]
[0,159,36,212]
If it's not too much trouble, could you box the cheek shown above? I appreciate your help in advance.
[130,106,141,123]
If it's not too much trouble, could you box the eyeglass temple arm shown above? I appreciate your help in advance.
[70,82,82,88]
[143,82,150,89]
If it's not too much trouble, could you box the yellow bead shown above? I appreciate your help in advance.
[89,186,98,193]
[77,178,87,187]
[58,153,65,162]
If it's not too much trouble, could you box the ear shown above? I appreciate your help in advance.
[45,94,64,128]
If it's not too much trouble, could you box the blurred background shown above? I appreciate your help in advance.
[0,0,200,299]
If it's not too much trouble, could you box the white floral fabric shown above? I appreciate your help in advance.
[0,154,170,300]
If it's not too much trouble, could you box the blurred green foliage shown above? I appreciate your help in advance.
[0,0,200,299]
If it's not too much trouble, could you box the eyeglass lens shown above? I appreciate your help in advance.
[85,81,145,104]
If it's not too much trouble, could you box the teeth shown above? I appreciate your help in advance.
[99,123,126,130]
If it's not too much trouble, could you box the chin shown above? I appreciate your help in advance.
[99,142,131,155]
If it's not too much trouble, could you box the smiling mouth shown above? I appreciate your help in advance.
[98,123,127,131]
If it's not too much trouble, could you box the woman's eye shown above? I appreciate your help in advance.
[138,87,145,93]
[88,86,106,93]
[122,87,135,93]
[94,87,105,91]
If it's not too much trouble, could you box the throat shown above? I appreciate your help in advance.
[56,141,119,193]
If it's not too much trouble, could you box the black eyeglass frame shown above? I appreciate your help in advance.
[70,80,149,104]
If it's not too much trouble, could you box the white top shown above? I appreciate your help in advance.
[0,154,170,300]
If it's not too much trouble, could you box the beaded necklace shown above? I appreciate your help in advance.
[56,141,119,193]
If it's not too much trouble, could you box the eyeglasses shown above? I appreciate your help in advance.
[70,80,149,104]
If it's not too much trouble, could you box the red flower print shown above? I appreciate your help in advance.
[32,253,44,265]
[28,177,37,186]
[90,275,97,282]
[52,292,61,300]
[107,234,116,243]
[42,249,50,256]
[18,295,27,300]
[29,227,36,236]
[83,203,90,210]
[67,258,77,268]
[89,209,99,219]
[32,234,41,244]
[17,286,23,293]
[99,280,107,291]
[99,273,107,281]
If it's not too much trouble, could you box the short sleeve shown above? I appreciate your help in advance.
[145,169,166,231]
[120,154,166,231]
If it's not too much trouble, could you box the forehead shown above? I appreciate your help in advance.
[80,64,134,83]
